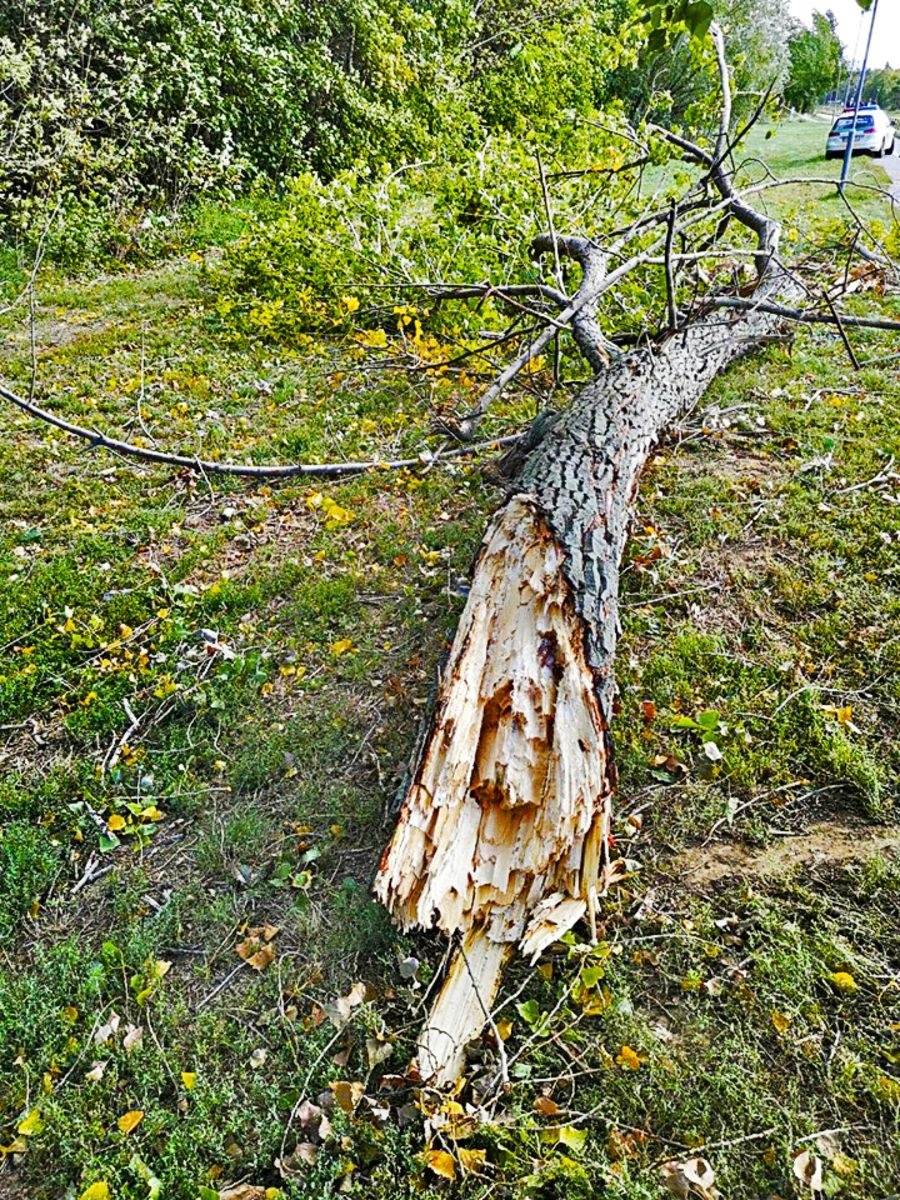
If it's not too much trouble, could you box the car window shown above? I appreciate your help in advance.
[832,116,875,132]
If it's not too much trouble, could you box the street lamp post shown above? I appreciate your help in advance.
[839,0,881,195]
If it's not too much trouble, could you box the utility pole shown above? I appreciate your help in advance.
[839,0,880,195]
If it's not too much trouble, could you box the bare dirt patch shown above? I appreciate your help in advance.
[672,820,900,886]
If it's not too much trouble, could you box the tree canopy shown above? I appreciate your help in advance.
[783,10,845,113]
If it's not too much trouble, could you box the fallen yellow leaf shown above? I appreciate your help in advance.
[771,1010,791,1034]
[17,1108,43,1137]
[236,936,276,972]
[181,1071,197,1090]
[107,814,126,831]
[118,1109,144,1135]
[79,1185,111,1200]
[828,971,858,993]
[458,1147,487,1173]
[423,1148,456,1180]
[330,1080,364,1113]
[616,1045,642,1070]
[329,638,355,657]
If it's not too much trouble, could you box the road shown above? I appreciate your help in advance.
[882,150,900,200]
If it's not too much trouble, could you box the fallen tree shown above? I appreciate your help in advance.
[373,258,797,1081]
[372,26,893,1084]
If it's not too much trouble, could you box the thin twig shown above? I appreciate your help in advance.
[821,288,860,369]
[536,152,564,295]
[664,201,678,332]
[195,963,246,1012]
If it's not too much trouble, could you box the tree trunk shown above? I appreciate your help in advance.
[375,284,791,1084]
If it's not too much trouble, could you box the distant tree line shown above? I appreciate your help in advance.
[0,0,859,257]
[862,66,900,111]
[783,10,844,113]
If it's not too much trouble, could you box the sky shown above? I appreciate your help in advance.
[788,0,899,66]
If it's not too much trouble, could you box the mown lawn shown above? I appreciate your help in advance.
[0,119,898,1199]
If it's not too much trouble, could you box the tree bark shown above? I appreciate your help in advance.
[374,285,791,1083]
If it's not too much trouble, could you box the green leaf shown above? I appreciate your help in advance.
[579,964,605,988]
[671,714,701,730]
[541,1124,589,1152]
[516,999,541,1026]
[684,0,714,38]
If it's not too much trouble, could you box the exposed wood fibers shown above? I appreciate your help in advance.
[374,496,614,1081]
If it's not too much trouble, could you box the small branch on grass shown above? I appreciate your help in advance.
[102,697,141,777]
[71,854,114,895]
[196,962,246,1012]
[832,455,897,496]
[0,379,523,479]
[821,287,860,370]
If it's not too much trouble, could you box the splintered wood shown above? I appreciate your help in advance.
[374,496,613,1080]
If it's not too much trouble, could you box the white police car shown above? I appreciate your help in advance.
[826,103,896,159]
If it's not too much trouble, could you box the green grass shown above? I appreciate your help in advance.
[0,119,898,1199]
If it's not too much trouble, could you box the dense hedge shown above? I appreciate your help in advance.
[0,0,631,235]
[1,0,797,262]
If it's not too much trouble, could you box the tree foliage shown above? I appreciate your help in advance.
[783,11,845,113]
[0,0,633,252]
[613,0,790,128]
[864,67,900,112]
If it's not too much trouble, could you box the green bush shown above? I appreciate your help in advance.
[0,0,637,261]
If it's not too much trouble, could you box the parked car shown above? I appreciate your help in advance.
[826,103,896,158]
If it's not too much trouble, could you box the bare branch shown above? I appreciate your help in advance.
[0,380,522,479]
[821,288,860,370]
[664,201,678,333]
[705,297,900,332]
[536,152,564,294]
[711,22,732,166]
[416,281,570,308]
[532,234,617,373]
